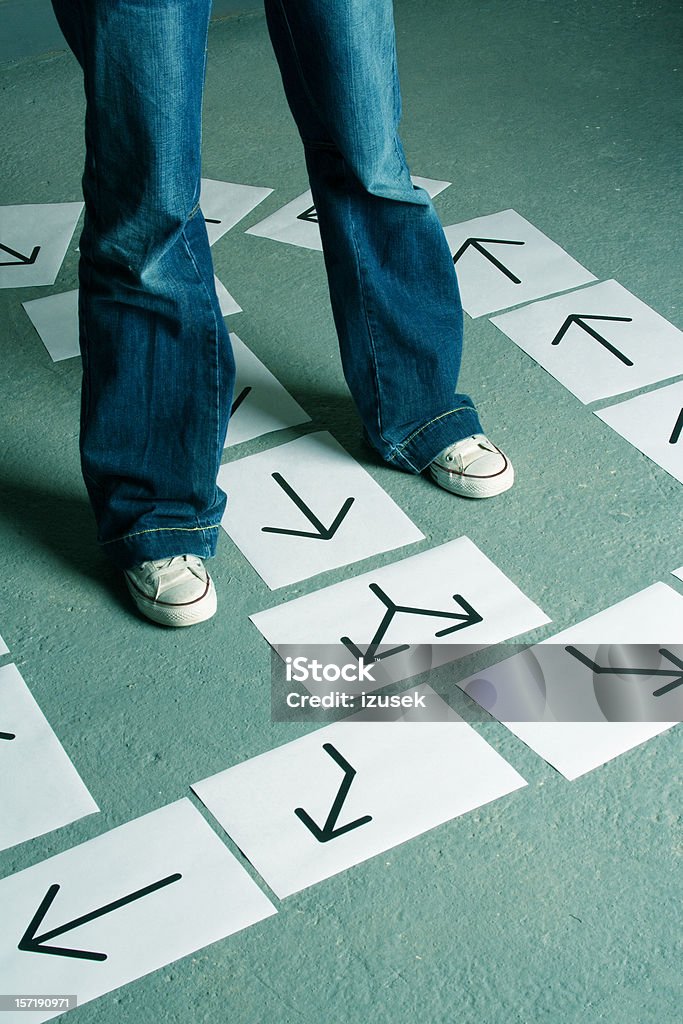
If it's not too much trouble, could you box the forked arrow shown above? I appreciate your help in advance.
[551,314,633,366]
[294,743,372,843]
[297,205,319,224]
[565,646,683,697]
[262,473,354,540]
[0,242,41,267]
[452,237,525,284]
[18,873,182,961]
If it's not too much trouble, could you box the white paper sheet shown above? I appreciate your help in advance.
[0,664,98,852]
[491,280,683,403]
[595,379,683,485]
[192,684,526,899]
[672,566,683,583]
[0,799,276,1023]
[0,634,8,657]
[455,583,682,780]
[200,179,273,246]
[213,275,242,316]
[225,333,311,447]
[251,535,550,689]
[219,431,424,588]
[23,290,78,361]
[246,176,450,251]
[442,209,596,317]
[0,203,83,289]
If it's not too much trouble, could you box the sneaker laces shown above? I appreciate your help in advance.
[439,435,498,468]
[137,555,207,598]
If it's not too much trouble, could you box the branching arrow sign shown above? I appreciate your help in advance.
[551,314,634,366]
[294,743,372,843]
[18,873,182,961]
[262,472,354,540]
[297,205,318,224]
[342,583,483,663]
[565,646,683,697]
[0,242,41,267]
[452,237,525,284]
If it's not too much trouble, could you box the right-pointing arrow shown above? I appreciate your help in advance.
[565,646,683,698]
[0,242,41,267]
[452,237,525,284]
[551,314,634,366]
[18,873,183,962]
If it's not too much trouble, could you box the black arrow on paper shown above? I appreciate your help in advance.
[669,408,683,445]
[230,386,252,416]
[565,646,683,697]
[296,205,319,224]
[452,237,525,284]
[0,242,41,267]
[551,314,634,366]
[0,730,16,740]
[18,873,182,962]
[294,743,372,843]
[262,473,354,540]
[204,217,221,224]
[341,583,483,663]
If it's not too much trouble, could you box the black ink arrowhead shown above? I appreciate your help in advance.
[230,386,252,416]
[18,873,182,961]
[0,242,41,267]
[669,408,683,445]
[262,472,354,540]
[452,237,525,284]
[551,314,634,366]
[341,583,483,663]
[296,205,318,224]
[0,730,16,740]
[565,646,683,698]
[294,743,372,843]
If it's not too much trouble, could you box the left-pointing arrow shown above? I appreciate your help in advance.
[551,314,633,366]
[262,472,354,540]
[18,873,182,961]
[297,205,318,224]
[0,729,16,740]
[0,242,41,267]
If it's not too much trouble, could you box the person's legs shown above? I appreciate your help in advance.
[51,0,235,571]
[264,0,489,474]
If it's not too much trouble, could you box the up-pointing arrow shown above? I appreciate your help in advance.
[551,314,634,366]
[565,646,683,697]
[452,237,525,284]
[294,743,372,843]
[262,472,354,540]
[18,873,182,962]
[0,242,41,267]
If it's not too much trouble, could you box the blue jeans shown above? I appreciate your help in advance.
[51,0,482,569]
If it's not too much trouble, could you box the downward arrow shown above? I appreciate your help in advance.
[551,314,633,366]
[0,242,41,267]
[297,205,318,224]
[565,646,683,697]
[452,237,525,284]
[262,473,354,540]
[18,873,182,961]
[294,743,372,843]
[0,730,16,740]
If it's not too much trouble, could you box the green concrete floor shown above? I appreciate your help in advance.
[1,1,682,1021]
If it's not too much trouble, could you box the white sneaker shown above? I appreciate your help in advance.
[123,555,217,627]
[429,434,514,498]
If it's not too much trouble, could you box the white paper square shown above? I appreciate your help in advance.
[213,275,242,316]
[200,179,273,246]
[246,176,450,251]
[456,583,682,780]
[251,535,550,688]
[595,379,683,484]
[192,684,526,899]
[23,290,78,361]
[443,209,596,317]
[0,800,276,1023]
[0,664,99,852]
[491,280,683,403]
[0,634,8,657]
[225,333,311,447]
[219,431,424,588]
[0,203,83,289]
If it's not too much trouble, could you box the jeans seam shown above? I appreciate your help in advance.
[387,405,475,463]
[102,524,219,545]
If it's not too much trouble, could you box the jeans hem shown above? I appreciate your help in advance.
[101,525,220,570]
[386,404,484,473]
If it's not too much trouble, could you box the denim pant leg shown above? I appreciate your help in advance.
[51,0,235,568]
[264,0,482,473]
